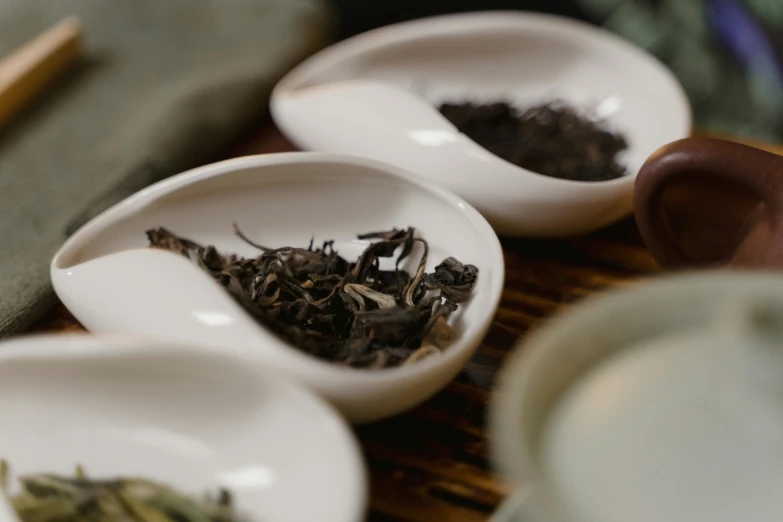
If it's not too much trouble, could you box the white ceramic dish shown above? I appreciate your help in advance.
[487,272,783,521]
[51,152,505,423]
[0,333,366,522]
[0,494,17,522]
[270,11,692,237]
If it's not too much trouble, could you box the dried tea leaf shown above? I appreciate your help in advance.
[18,475,83,499]
[93,491,136,522]
[422,315,458,349]
[439,100,629,182]
[116,492,171,522]
[402,239,429,308]
[146,226,479,369]
[2,463,244,522]
[423,257,479,304]
[145,491,213,522]
[11,497,80,522]
[342,284,396,311]
[432,257,479,286]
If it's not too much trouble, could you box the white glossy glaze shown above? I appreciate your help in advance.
[489,272,783,522]
[271,12,691,236]
[51,152,505,423]
[0,334,366,522]
[0,494,18,522]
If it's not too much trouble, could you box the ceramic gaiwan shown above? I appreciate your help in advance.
[488,271,783,522]
[51,152,505,423]
[271,11,691,237]
[0,334,367,522]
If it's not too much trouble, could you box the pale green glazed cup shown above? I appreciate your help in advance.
[487,270,783,521]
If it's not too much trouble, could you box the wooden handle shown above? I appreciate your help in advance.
[0,16,83,130]
[633,137,783,268]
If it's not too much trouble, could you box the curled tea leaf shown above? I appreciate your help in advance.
[421,310,458,349]
[11,496,80,522]
[2,462,245,522]
[146,226,478,369]
[342,284,397,311]
[423,257,479,304]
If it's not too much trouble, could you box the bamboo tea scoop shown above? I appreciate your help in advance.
[0,16,83,130]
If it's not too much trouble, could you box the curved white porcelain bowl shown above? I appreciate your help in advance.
[270,11,691,237]
[51,152,505,423]
[0,333,366,522]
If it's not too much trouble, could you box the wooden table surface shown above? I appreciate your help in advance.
[29,122,783,522]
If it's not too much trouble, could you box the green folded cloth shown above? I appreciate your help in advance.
[0,0,335,336]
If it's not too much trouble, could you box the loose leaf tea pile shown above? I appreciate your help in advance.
[1,461,241,522]
[439,100,628,181]
[146,226,478,369]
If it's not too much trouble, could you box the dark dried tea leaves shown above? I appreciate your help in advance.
[1,461,243,522]
[438,100,628,182]
[146,226,478,369]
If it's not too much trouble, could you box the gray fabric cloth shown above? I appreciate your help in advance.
[0,0,335,336]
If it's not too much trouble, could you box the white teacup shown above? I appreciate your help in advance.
[488,271,783,522]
